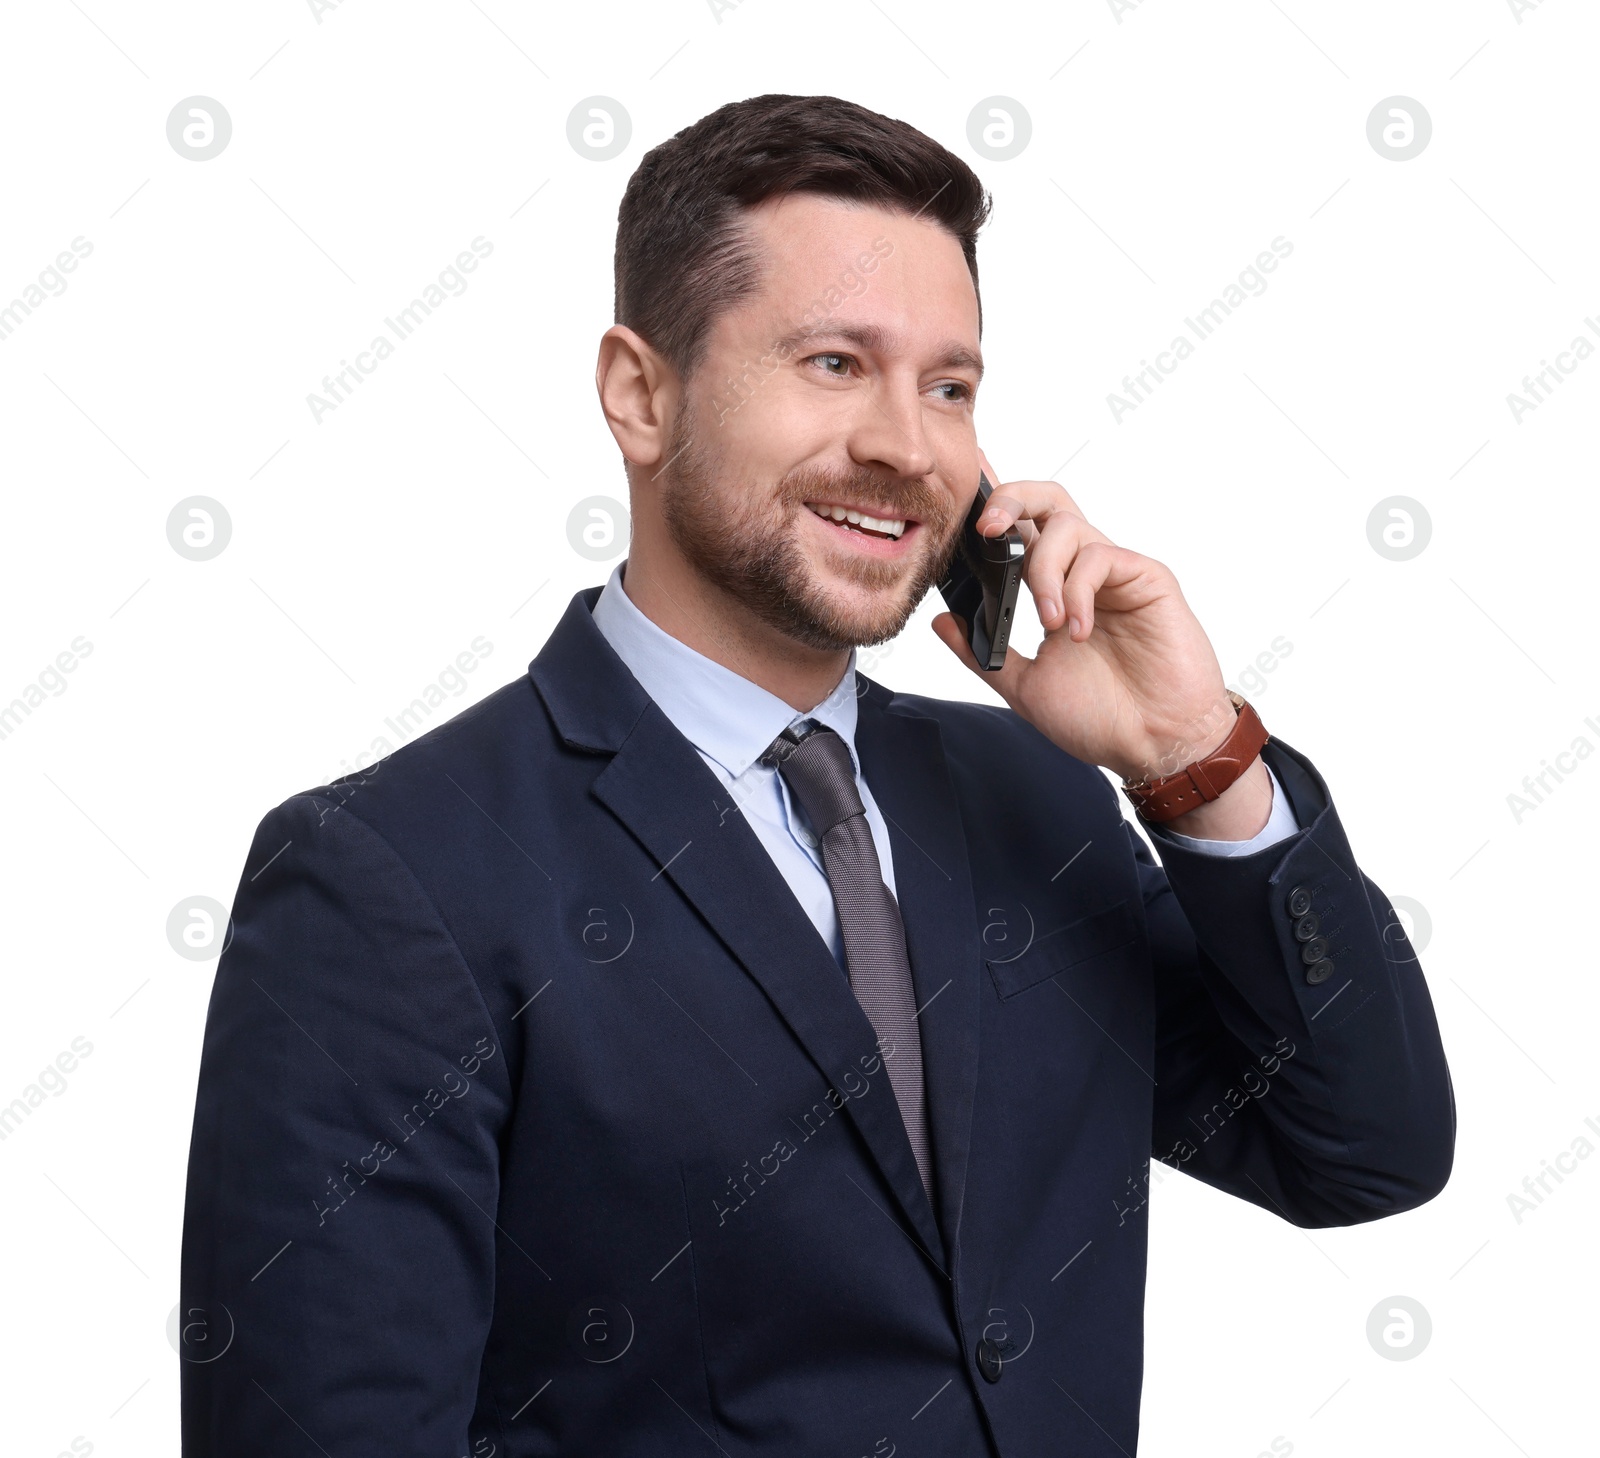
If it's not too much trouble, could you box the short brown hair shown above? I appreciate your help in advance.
[614,94,991,384]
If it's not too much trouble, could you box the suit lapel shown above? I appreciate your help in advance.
[853,679,983,1262]
[531,586,951,1271]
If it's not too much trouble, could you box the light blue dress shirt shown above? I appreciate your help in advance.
[589,563,1299,968]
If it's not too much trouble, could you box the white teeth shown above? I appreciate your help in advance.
[806,502,907,539]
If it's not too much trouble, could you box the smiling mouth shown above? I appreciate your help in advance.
[803,500,911,541]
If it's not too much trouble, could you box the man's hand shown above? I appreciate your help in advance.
[931,449,1273,838]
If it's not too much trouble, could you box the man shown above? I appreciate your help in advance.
[180,94,1454,1456]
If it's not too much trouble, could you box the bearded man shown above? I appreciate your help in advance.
[180,93,1454,1458]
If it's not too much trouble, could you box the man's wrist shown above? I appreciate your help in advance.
[1157,755,1273,839]
[1117,692,1270,828]
[1112,692,1241,789]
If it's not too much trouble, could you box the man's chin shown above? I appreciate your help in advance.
[782,571,929,652]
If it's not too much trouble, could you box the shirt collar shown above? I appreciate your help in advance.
[589,561,863,780]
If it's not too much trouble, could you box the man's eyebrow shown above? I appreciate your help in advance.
[774,321,984,381]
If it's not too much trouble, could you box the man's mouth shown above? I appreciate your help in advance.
[803,500,911,542]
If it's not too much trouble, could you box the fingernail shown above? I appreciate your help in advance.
[1040,600,1058,622]
[1068,616,1082,639]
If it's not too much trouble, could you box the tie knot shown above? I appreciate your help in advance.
[763,722,865,837]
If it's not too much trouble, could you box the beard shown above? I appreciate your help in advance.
[656,405,965,653]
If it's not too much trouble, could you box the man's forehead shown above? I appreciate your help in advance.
[733,194,981,350]
[744,192,954,276]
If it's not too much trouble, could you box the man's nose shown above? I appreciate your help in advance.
[844,382,938,484]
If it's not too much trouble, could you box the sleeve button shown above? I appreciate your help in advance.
[1285,885,1313,917]
[1306,959,1335,985]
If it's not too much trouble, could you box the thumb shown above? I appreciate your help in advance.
[930,612,1031,701]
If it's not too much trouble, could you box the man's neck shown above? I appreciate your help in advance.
[618,554,851,714]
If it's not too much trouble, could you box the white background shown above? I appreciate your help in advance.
[0,1,1593,1454]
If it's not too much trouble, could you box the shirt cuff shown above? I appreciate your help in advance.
[1147,763,1300,857]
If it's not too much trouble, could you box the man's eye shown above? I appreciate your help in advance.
[810,353,851,376]
[935,382,972,402]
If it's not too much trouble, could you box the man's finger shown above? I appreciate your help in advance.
[978,492,1028,536]
[930,612,1033,698]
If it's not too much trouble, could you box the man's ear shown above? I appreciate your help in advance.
[596,325,679,473]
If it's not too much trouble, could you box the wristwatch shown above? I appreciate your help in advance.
[1120,691,1269,824]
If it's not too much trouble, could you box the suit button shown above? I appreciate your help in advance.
[1285,885,1313,917]
[1306,959,1335,985]
[976,1337,1005,1383]
[1300,936,1330,964]
[1292,912,1321,941]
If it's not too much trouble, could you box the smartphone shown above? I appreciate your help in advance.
[937,471,1025,671]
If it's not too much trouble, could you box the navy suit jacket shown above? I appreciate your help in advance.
[180,584,1454,1456]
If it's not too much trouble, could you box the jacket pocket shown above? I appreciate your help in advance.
[985,899,1139,1000]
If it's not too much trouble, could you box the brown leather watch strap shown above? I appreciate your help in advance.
[1121,692,1269,824]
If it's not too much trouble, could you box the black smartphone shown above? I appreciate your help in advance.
[937,471,1025,671]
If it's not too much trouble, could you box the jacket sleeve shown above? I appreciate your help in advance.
[1127,737,1455,1227]
[179,791,513,1456]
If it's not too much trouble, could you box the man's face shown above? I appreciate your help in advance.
[657,193,982,652]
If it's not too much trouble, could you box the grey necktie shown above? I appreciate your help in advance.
[762,721,933,1202]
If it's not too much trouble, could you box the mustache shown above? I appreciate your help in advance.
[776,464,956,525]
